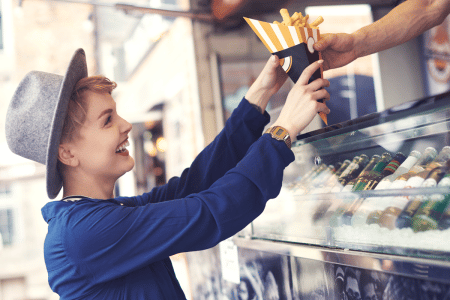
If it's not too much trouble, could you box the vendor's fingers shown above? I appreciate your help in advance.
[297,60,323,86]
[313,34,334,51]
[318,102,331,114]
[306,78,330,92]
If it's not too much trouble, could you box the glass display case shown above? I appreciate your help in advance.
[244,90,450,262]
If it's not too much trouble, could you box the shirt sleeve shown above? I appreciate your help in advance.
[118,98,270,207]
[64,135,294,284]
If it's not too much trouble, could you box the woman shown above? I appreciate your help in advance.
[5,48,330,299]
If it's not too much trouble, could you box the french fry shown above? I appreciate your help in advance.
[303,14,309,26]
[310,16,324,27]
[280,9,292,26]
[291,12,300,22]
[276,9,323,30]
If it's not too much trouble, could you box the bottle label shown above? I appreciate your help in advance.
[384,160,401,173]
[389,179,408,190]
[374,180,392,190]
[438,176,450,187]
[433,196,450,214]
[404,176,425,189]
[422,178,438,188]
[406,200,424,215]
[418,200,434,216]
[354,181,368,191]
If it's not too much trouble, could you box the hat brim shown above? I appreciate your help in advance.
[46,48,88,199]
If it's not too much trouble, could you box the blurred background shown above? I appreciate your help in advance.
[0,0,446,298]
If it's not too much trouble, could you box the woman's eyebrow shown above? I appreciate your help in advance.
[98,108,113,120]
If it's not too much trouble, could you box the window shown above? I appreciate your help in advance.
[0,209,13,246]
[0,0,3,50]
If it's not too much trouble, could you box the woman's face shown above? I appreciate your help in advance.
[64,91,134,182]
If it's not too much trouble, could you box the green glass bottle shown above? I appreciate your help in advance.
[337,154,370,188]
[341,155,382,192]
[396,161,449,230]
[351,150,420,227]
[341,153,406,226]
[378,147,449,229]
[352,152,393,191]
[318,159,351,194]
[369,147,437,228]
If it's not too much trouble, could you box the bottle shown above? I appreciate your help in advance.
[313,160,351,194]
[365,148,437,226]
[341,153,406,225]
[334,154,369,190]
[341,155,381,192]
[311,160,351,222]
[352,152,393,191]
[328,156,360,193]
[412,146,450,180]
[413,194,450,232]
[397,160,450,229]
[437,175,450,230]
[292,164,328,195]
[378,148,445,229]
[331,155,384,227]
[351,151,421,227]
[371,150,422,190]
[389,147,438,183]
[308,164,338,193]
[330,155,387,226]
[363,152,407,191]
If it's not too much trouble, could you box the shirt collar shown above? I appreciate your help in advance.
[61,195,90,202]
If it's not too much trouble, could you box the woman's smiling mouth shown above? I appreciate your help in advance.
[115,140,130,154]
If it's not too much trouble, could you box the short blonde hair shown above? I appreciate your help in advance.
[60,75,117,143]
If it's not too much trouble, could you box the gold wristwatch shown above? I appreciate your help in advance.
[264,126,291,149]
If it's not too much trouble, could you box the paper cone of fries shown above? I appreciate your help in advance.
[244,17,327,125]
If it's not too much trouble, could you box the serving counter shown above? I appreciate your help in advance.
[231,91,450,299]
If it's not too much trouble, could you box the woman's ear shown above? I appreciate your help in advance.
[58,144,79,167]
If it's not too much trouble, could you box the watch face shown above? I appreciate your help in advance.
[276,128,285,136]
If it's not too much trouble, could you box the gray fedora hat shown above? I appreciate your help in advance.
[5,48,88,199]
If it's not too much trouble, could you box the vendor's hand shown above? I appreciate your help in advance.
[245,55,289,112]
[313,33,358,71]
[272,60,330,138]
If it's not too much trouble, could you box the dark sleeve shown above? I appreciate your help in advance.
[118,98,270,207]
[64,135,294,284]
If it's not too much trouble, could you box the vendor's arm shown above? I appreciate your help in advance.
[314,0,450,71]
[120,56,288,206]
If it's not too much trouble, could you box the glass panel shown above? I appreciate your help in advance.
[252,93,450,260]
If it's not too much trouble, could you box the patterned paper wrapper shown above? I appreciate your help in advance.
[244,17,327,125]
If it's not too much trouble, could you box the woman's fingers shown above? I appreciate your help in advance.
[312,89,331,103]
[297,60,324,86]
[306,78,330,92]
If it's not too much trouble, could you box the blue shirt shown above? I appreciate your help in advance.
[41,99,295,299]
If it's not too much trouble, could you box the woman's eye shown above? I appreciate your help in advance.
[105,115,112,125]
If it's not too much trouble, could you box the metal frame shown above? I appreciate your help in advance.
[234,236,450,284]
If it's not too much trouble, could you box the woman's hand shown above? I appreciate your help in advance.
[245,55,289,112]
[272,60,330,138]
[313,33,358,71]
